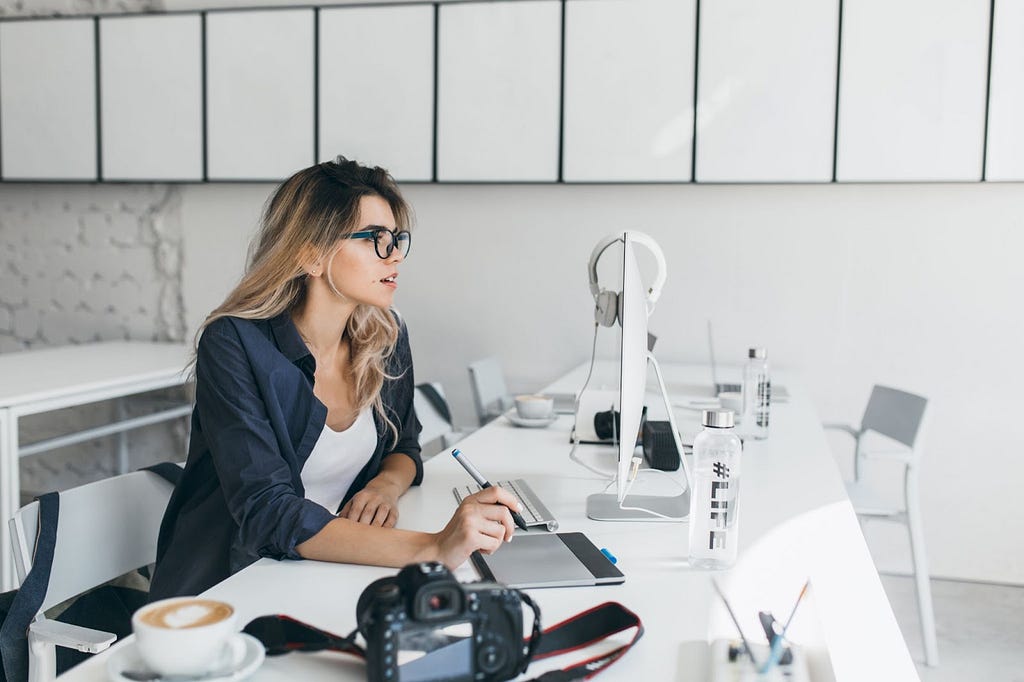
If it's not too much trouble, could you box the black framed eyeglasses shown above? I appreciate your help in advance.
[346,227,412,260]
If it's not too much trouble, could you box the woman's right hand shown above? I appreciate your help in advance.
[432,486,521,568]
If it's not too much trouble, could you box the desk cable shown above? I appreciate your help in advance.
[568,322,617,479]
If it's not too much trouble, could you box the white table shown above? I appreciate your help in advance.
[58,363,919,681]
[1,341,191,591]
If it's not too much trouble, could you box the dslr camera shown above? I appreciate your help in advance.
[356,562,540,682]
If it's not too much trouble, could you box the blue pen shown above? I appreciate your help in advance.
[759,580,810,674]
[451,449,529,531]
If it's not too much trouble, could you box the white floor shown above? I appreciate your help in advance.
[879,574,1024,682]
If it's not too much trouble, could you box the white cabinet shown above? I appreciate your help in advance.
[696,0,838,182]
[563,0,695,182]
[100,14,203,181]
[836,0,990,182]
[437,1,561,182]
[206,9,315,181]
[319,6,434,181]
[0,19,96,180]
[985,0,1024,181]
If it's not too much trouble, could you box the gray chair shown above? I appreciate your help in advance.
[825,385,938,666]
[8,469,178,682]
[467,357,513,426]
[413,382,463,459]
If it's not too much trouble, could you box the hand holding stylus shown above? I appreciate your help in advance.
[451,449,529,531]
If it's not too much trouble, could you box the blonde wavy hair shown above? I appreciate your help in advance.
[192,158,412,445]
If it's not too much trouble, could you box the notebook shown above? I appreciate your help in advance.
[470,532,624,589]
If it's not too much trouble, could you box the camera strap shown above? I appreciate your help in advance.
[242,600,641,680]
[243,614,365,659]
[527,601,643,681]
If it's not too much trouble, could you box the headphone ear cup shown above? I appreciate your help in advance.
[595,290,619,327]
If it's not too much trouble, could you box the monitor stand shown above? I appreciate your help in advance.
[586,352,693,522]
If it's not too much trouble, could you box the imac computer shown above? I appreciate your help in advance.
[585,233,693,522]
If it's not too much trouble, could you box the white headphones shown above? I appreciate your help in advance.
[587,231,667,327]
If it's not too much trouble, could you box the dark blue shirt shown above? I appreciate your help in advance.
[149,311,422,600]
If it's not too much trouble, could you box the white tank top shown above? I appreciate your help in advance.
[301,407,377,513]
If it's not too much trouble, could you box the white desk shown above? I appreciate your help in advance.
[57,363,918,681]
[1,341,191,591]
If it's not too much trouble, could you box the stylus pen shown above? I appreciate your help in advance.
[451,449,529,531]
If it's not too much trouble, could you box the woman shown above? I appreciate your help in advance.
[149,158,518,599]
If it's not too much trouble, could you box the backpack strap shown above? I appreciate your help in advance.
[140,462,183,487]
[1,492,59,682]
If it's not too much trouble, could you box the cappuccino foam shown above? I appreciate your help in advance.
[139,600,233,629]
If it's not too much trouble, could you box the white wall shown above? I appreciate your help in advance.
[181,181,1024,585]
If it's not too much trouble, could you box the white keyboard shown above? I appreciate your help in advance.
[451,478,559,532]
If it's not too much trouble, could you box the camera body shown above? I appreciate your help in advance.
[356,562,531,682]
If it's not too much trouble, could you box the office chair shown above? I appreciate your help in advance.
[413,382,464,459]
[7,468,178,682]
[825,385,938,667]
[467,357,513,426]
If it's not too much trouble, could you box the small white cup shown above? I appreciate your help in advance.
[515,394,554,420]
[132,597,238,676]
[719,392,743,416]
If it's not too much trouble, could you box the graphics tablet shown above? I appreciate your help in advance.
[470,532,624,589]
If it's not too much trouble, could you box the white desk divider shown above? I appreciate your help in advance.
[696,0,837,183]
[99,14,203,182]
[562,0,695,183]
[205,9,315,181]
[319,5,434,181]
[437,1,561,182]
[985,0,1024,181]
[0,18,97,181]
[836,0,990,182]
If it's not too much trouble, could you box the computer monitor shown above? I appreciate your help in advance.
[585,232,691,522]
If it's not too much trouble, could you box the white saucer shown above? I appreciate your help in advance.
[505,413,558,428]
[107,633,265,682]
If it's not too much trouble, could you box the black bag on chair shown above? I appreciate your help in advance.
[0,462,182,682]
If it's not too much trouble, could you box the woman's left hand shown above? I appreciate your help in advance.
[339,477,402,527]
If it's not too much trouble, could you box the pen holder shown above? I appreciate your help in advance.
[708,639,810,682]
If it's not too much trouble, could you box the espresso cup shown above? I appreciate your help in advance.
[515,394,554,420]
[132,597,237,676]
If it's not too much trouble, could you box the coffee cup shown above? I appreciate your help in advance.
[132,597,238,675]
[515,394,554,420]
[719,392,743,416]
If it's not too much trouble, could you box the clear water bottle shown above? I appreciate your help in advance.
[688,409,743,569]
[741,348,770,440]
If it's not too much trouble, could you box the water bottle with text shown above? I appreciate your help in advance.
[741,348,770,440]
[688,409,743,569]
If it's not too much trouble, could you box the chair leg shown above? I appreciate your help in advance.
[905,467,939,667]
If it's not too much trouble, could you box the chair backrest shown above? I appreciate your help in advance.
[467,357,512,426]
[414,382,455,455]
[8,470,177,613]
[861,385,928,448]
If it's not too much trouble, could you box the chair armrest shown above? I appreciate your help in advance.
[823,423,861,439]
[29,619,117,653]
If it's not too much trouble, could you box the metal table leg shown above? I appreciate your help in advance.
[1,408,18,591]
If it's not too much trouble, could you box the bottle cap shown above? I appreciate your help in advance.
[748,348,766,359]
[702,409,734,428]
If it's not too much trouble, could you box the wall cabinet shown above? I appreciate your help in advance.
[0,0,1017,184]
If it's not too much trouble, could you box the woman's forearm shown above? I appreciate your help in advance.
[375,451,418,495]
[295,517,439,566]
